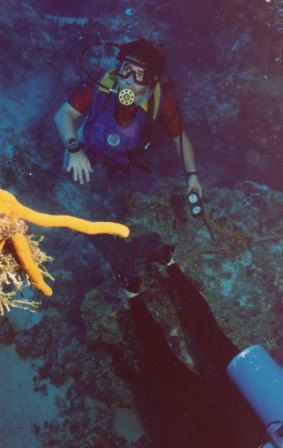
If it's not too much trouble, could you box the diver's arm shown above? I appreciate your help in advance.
[173,132,202,197]
[54,102,93,184]
[54,102,83,142]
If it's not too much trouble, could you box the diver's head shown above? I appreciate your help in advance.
[116,39,165,97]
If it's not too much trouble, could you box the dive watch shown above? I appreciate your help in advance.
[65,138,84,153]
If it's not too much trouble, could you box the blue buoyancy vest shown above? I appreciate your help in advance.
[83,72,162,166]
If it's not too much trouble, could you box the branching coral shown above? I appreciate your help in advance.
[0,288,41,316]
[203,213,249,251]
[0,188,130,311]
[176,212,250,265]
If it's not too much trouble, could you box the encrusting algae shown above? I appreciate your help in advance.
[0,188,130,314]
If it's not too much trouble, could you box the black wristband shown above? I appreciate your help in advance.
[185,170,198,179]
[65,138,83,153]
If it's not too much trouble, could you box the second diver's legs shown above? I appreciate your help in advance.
[165,263,267,444]
[166,263,239,373]
[123,293,265,448]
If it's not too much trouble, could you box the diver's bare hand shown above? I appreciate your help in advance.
[66,150,93,184]
[187,174,203,197]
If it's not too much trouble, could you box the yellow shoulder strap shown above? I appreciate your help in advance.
[140,83,161,119]
[98,71,116,93]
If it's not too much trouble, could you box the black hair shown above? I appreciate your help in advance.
[117,39,165,76]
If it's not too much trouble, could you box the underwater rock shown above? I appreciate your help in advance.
[15,327,51,358]
[0,317,16,344]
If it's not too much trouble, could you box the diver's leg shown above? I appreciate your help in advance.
[129,295,175,369]
[128,294,230,448]
[166,263,239,373]
[116,294,199,448]
[128,294,191,375]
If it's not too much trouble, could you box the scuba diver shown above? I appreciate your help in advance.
[108,252,280,448]
[54,38,203,292]
[54,38,202,195]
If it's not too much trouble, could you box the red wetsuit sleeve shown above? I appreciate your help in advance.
[161,92,182,138]
[67,84,94,113]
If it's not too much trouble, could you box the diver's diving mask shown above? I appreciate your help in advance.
[117,58,156,86]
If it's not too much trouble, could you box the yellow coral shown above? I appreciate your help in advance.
[0,188,130,297]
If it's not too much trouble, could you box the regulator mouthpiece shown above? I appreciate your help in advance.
[118,88,135,106]
[98,83,135,106]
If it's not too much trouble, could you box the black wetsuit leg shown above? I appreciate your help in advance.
[129,294,184,372]
[127,295,214,448]
[166,263,240,373]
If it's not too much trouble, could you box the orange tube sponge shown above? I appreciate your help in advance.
[19,211,129,237]
[0,189,129,238]
[11,233,53,296]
